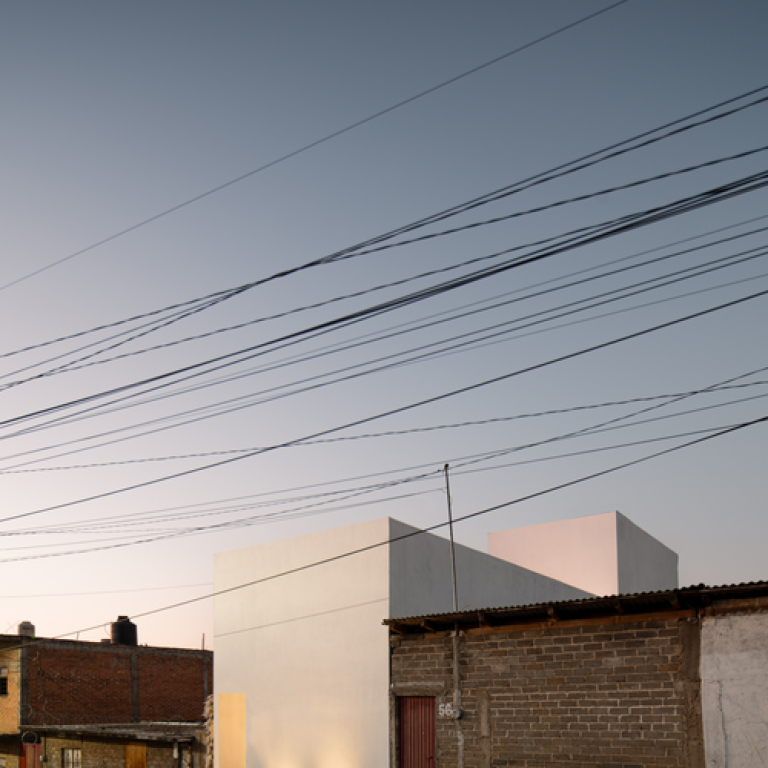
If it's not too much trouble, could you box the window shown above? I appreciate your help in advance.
[62,749,81,768]
[0,668,8,696]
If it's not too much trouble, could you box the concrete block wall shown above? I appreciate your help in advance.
[41,735,178,768]
[390,617,702,767]
[23,642,212,726]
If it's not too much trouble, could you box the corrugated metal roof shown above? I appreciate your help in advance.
[384,581,768,633]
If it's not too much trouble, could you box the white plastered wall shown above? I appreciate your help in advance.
[615,512,678,594]
[388,518,589,616]
[488,511,678,597]
[214,517,392,768]
[701,612,768,767]
[214,517,591,768]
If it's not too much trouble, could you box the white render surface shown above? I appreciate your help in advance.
[615,511,678,594]
[701,612,768,768]
[388,518,589,616]
[488,511,678,596]
[214,518,391,768]
[214,517,589,768]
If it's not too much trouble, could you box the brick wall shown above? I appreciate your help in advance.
[41,734,179,768]
[23,642,212,726]
[0,649,21,734]
[390,616,702,767]
[137,655,209,723]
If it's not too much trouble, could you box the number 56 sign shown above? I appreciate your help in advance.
[438,703,463,719]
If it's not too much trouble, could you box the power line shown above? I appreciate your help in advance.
[3,208,766,475]
[7,142,767,392]
[8,383,764,541]
[4,379,765,474]
[0,488,441,562]
[88,412,768,637]
[1,408,764,591]
[4,76,764,375]
[49,215,766,421]
[1,283,766,528]
[54,242,764,442]
[5,166,767,442]
[0,0,631,294]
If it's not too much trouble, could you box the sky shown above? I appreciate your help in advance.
[1,0,767,650]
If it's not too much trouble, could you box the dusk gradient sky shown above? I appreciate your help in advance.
[1,0,767,648]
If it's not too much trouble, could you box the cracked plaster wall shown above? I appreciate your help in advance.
[701,612,768,768]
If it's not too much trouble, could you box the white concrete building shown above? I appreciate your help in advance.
[214,512,678,768]
[488,510,679,596]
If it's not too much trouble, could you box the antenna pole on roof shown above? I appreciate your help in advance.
[444,463,459,613]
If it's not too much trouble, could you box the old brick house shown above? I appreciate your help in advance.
[386,582,768,767]
[0,619,212,768]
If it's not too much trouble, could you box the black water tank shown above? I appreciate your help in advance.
[111,616,138,646]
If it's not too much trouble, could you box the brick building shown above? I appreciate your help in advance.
[0,619,212,768]
[386,582,768,767]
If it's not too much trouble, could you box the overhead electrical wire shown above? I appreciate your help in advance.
[0,488,442,562]
[3,232,764,498]
[3,385,765,554]
[2,236,767,476]
[3,234,765,477]
[1,283,767,529]
[63,214,767,415]
[38,242,765,441]
[0,0,631,294]
[2,408,759,650]
[6,196,764,462]
[3,78,765,376]
[2,358,765,580]
[126,412,768,627]
[3,378,765,475]
[4,165,768,444]
[5,143,768,393]
[7,383,765,542]
[325,88,768,260]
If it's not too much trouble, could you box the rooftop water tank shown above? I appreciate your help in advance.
[111,616,138,646]
[18,621,35,638]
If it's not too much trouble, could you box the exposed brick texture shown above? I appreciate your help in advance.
[391,617,699,768]
[22,641,212,726]
[40,734,198,768]
[0,650,21,734]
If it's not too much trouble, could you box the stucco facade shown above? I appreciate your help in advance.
[488,510,679,596]
[700,610,768,767]
[213,517,591,768]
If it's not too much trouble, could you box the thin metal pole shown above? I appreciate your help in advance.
[444,463,459,613]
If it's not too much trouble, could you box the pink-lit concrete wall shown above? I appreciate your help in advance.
[488,511,678,597]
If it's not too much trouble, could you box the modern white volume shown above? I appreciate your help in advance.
[213,512,677,768]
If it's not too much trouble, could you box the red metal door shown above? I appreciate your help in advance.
[399,696,435,768]
[21,744,41,768]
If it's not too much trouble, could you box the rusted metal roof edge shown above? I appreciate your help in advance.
[384,581,768,633]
